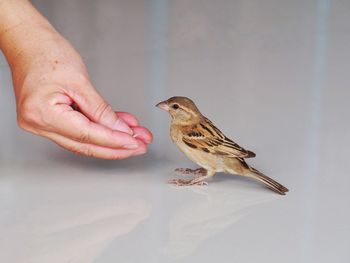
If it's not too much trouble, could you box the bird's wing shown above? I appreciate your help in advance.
[182,118,256,158]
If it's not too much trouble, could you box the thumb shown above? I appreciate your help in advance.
[67,83,133,135]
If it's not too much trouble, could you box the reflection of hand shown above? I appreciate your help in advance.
[1,197,151,263]
[0,0,152,159]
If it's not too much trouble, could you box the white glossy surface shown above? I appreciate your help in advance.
[1,0,350,262]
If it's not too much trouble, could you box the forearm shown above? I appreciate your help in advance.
[0,0,59,70]
[0,0,49,30]
[0,0,84,89]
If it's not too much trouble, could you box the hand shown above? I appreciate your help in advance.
[15,34,152,159]
[0,1,152,159]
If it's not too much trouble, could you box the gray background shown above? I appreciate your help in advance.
[1,0,349,262]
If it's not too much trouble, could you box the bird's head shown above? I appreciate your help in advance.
[156,96,202,125]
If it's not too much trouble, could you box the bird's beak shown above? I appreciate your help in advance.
[155,101,169,111]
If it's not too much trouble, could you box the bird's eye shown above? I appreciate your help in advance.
[172,104,179,110]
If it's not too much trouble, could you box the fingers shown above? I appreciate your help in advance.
[17,82,153,159]
[66,83,133,134]
[132,126,153,144]
[116,112,153,144]
[43,131,147,160]
[116,112,139,127]
[46,105,139,149]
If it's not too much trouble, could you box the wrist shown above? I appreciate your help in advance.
[3,23,60,81]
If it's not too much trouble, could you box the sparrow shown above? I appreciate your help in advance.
[156,96,289,195]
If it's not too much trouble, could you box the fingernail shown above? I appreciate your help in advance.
[133,150,146,156]
[133,147,147,156]
[113,118,133,135]
[123,144,139,149]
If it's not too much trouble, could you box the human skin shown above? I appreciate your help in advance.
[0,0,153,159]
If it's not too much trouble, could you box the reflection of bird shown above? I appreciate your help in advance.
[156,96,288,195]
[163,185,277,259]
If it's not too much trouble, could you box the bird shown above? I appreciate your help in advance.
[156,96,289,195]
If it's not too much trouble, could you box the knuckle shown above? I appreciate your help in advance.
[77,127,91,143]
[93,101,113,122]
[73,144,94,157]
[18,97,42,126]
[84,146,94,158]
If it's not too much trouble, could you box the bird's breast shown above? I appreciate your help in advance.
[170,125,183,143]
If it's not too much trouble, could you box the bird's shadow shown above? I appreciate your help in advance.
[212,173,264,190]
[182,171,275,193]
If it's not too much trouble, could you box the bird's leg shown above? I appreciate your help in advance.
[174,168,207,177]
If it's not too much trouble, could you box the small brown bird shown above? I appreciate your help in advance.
[156,96,288,195]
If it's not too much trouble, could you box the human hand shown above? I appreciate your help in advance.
[15,36,152,159]
[0,6,152,159]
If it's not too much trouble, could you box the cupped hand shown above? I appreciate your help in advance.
[8,28,152,159]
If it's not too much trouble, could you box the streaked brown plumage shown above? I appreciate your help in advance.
[156,96,289,195]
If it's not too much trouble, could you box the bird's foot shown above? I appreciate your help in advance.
[174,168,207,177]
[168,178,208,186]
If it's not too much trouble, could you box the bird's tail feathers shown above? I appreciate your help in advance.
[247,167,289,195]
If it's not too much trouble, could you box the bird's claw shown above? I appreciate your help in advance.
[194,181,208,186]
[168,178,208,186]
